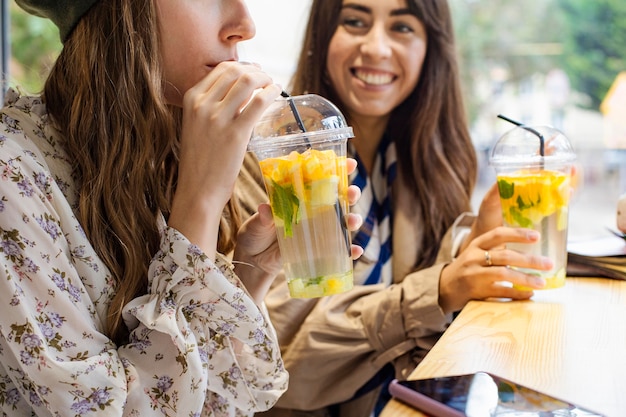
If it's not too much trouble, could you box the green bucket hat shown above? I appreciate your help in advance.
[15,0,100,42]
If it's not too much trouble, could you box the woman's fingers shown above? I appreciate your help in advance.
[236,82,282,125]
[440,224,559,312]
[351,244,364,260]
[347,184,361,206]
[477,263,547,290]
[455,265,543,302]
[480,248,553,271]
[257,202,274,226]
[177,62,280,205]
[183,61,279,129]
[474,226,540,250]
[478,283,535,300]
[186,61,263,104]
[345,164,363,259]
[346,212,362,232]
[346,158,357,175]
[472,227,553,290]
[346,158,362,261]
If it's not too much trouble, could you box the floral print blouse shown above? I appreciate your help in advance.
[0,89,288,416]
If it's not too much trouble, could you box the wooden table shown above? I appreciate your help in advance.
[380,277,626,417]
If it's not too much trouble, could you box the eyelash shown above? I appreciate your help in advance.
[392,23,414,33]
[342,17,365,28]
[340,17,415,34]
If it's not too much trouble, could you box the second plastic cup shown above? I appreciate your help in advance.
[248,94,354,298]
[490,125,576,289]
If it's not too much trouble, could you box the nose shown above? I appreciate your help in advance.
[220,0,256,43]
[360,24,392,60]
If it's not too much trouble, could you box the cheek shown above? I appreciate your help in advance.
[162,29,204,79]
[162,42,187,81]
[161,41,199,105]
[326,35,350,84]
[404,44,426,86]
[327,32,342,59]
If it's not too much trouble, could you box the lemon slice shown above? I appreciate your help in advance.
[308,176,339,206]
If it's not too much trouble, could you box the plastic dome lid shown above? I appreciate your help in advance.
[248,94,353,152]
[489,125,576,170]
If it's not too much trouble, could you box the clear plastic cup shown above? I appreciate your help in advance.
[490,125,576,289]
[248,94,354,298]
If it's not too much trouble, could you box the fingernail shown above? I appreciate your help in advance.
[527,230,540,240]
[238,61,262,69]
[532,276,546,287]
[543,258,554,269]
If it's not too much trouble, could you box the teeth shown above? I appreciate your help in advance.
[354,70,393,85]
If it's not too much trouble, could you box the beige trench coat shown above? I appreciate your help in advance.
[235,154,472,416]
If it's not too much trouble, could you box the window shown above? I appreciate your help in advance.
[2,0,61,103]
[5,0,624,240]
[1,0,9,104]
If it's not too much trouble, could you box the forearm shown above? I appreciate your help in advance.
[168,194,223,259]
[232,257,275,304]
[124,229,288,412]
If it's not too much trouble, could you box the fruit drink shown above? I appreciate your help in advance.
[496,169,571,289]
[259,148,353,298]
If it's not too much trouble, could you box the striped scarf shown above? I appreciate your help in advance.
[350,134,398,286]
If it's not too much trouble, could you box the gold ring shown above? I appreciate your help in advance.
[485,251,493,267]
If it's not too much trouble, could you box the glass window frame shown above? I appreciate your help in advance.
[1,0,9,104]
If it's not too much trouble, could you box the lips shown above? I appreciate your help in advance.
[206,57,239,70]
[352,68,395,86]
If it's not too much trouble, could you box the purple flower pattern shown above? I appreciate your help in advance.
[0,90,287,416]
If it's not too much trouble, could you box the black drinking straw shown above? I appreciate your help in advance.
[497,114,545,157]
[281,91,307,133]
[497,114,548,258]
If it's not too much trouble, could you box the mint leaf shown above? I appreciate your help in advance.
[509,206,532,228]
[306,276,324,287]
[497,179,515,199]
[516,194,533,210]
[270,179,300,237]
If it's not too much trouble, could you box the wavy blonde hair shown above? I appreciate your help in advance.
[43,0,241,344]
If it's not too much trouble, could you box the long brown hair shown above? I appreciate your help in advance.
[43,0,241,344]
[291,0,477,269]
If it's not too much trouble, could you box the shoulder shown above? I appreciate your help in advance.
[2,88,48,130]
[2,89,53,156]
[1,89,76,199]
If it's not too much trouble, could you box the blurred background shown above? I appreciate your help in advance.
[2,0,625,241]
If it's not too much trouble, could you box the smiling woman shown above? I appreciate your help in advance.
[326,0,427,172]
[242,0,557,416]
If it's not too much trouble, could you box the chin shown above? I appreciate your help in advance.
[353,105,394,118]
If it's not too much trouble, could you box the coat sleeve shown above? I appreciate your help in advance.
[237,155,467,410]
[262,250,457,409]
[120,230,289,415]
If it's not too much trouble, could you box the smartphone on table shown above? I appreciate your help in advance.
[389,372,605,417]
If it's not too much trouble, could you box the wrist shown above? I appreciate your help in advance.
[438,264,463,314]
[169,196,223,257]
[233,257,274,303]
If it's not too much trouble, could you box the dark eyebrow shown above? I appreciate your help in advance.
[390,8,414,17]
[342,4,371,14]
[341,4,415,18]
